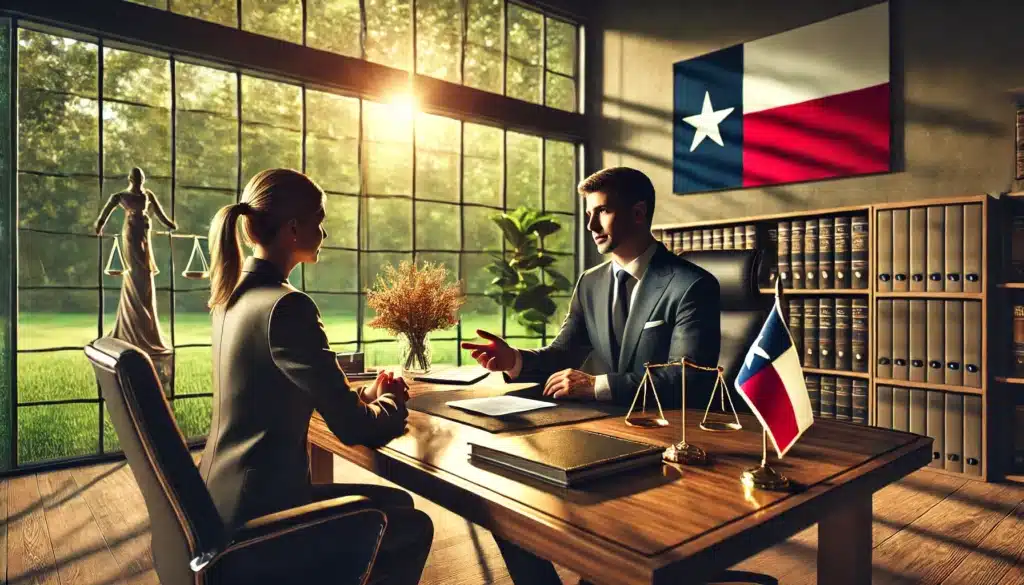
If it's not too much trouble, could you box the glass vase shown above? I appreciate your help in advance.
[400,332,432,375]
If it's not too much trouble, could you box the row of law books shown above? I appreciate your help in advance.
[876,299,982,388]
[805,374,867,424]
[876,386,982,476]
[777,215,869,290]
[788,298,869,373]
[877,204,984,293]
[654,224,759,252]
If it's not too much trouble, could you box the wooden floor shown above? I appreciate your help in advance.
[1,455,1023,585]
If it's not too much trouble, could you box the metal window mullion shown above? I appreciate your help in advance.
[457,119,465,366]
[168,56,177,403]
[411,0,418,75]
[460,0,468,86]
[540,14,546,109]
[500,128,506,338]
[359,0,367,60]
[540,135,546,345]
[300,85,307,292]
[237,0,243,30]
[356,98,364,354]
[501,0,508,97]
[236,71,243,201]
[95,35,105,457]
[302,0,308,47]
[8,18,18,470]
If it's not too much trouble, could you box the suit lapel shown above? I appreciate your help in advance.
[618,246,675,372]
[591,263,614,368]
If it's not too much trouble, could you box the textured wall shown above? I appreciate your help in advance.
[585,0,1023,239]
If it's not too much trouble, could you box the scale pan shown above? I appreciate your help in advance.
[182,270,209,280]
[624,414,669,428]
[700,419,743,432]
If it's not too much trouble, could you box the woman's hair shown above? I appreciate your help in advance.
[208,168,324,309]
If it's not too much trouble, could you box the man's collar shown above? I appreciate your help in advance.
[611,241,658,281]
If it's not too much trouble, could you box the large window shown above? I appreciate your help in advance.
[125,0,580,112]
[12,25,580,466]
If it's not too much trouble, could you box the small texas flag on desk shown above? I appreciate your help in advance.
[735,283,814,458]
[673,2,890,194]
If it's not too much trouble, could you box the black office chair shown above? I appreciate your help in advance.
[85,337,387,585]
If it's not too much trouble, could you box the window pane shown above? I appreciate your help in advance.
[305,249,357,292]
[465,0,502,93]
[364,197,412,250]
[364,101,412,196]
[364,340,400,367]
[545,294,571,337]
[307,0,362,57]
[172,0,238,28]
[176,111,238,189]
[461,253,494,294]
[17,29,97,96]
[506,132,541,210]
[361,252,412,335]
[176,62,237,115]
[306,91,359,193]
[18,90,98,175]
[415,113,459,202]
[18,173,97,234]
[417,0,463,83]
[171,234,210,290]
[103,289,171,345]
[173,396,213,439]
[102,48,170,107]
[506,59,541,104]
[544,139,576,213]
[464,44,502,94]
[101,227,173,290]
[175,188,234,238]
[463,123,501,206]
[174,290,212,345]
[20,231,97,287]
[545,72,575,112]
[415,203,460,250]
[242,76,301,129]
[103,101,171,180]
[324,194,358,248]
[545,18,576,76]
[173,347,213,396]
[365,0,412,70]
[242,0,302,44]
[550,252,575,283]
[241,125,302,186]
[460,295,501,343]
[18,403,99,464]
[309,293,358,342]
[541,213,575,253]
[463,205,501,251]
[19,290,98,351]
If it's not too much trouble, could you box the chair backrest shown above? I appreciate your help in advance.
[85,337,224,585]
[680,250,771,388]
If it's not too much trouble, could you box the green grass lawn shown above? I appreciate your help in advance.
[11,305,542,465]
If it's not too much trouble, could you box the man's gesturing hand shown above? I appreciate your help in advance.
[543,369,596,400]
[460,329,517,372]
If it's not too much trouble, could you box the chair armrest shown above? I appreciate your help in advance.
[232,495,379,542]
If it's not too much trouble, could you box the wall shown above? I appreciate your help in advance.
[585,0,1024,239]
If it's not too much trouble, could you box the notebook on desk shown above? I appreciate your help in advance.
[413,366,490,385]
[468,428,664,487]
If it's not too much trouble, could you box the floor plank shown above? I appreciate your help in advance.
[6,474,59,585]
[0,478,8,585]
[939,500,1024,585]
[69,462,156,585]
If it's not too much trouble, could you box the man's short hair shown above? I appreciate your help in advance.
[577,167,656,226]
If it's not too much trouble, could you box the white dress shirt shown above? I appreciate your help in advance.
[506,241,660,401]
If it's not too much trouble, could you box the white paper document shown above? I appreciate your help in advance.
[446,395,556,417]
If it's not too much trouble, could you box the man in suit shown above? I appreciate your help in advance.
[461,166,721,585]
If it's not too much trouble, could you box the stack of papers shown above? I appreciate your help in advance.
[446,395,556,417]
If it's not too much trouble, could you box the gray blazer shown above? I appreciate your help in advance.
[515,242,721,408]
[199,257,406,532]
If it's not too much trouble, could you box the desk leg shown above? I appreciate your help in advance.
[308,440,334,484]
[817,493,872,585]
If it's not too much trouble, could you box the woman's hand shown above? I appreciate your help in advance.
[363,370,410,405]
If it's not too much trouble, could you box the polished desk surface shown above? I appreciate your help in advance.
[308,372,932,585]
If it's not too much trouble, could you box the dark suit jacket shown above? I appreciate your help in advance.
[199,257,406,533]
[515,242,722,409]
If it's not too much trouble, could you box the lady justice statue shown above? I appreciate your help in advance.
[94,167,177,383]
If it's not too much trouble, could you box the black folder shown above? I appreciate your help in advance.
[963,395,982,477]
[909,300,927,382]
[963,203,983,293]
[927,300,945,385]
[892,209,910,292]
[877,210,893,292]
[819,217,835,289]
[926,390,945,469]
[963,301,982,388]
[944,393,964,473]
[876,385,892,429]
[876,300,893,379]
[945,205,964,293]
[927,206,945,292]
[909,207,927,292]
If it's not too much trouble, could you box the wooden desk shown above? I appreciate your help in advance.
[307,375,931,585]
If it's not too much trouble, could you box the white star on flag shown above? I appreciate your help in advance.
[744,333,771,369]
[682,91,735,152]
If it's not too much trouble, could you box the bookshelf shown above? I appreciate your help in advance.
[995,192,1024,482]
[654,193,994,481]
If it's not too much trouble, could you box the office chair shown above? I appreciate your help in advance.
[85,337,387,585]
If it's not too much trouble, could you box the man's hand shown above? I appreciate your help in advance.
[364,370,410,406]
[460,329,517,372]
[543,369,596,400]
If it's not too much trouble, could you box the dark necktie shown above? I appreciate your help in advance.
[610,269,633,369]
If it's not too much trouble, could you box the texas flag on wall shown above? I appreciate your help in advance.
[734,286,814,458]
[673,2,890,194]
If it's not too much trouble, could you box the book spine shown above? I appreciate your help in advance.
[766,225,779,286]
[805,374,821,416]
[702,228,713,251]
[672,231,684,255]
[804,218,819,289]
[1017,105,1024,180]
[1015,305,1024,377]
[834,216,852,288]
[851,214,869,289]
[818,216,834,289]
[836,377,852,421]
[834,298,852,371]
[852,298,869,373]
[1012,209,1024,280]
[789,299,804,363]
[744,224,757,250]
[682,230,692,252]
[778,221,791,288]
[818,298,835,370]
[723,226,734,250]
[791,220,805,289]
[820,376,836,419]
[804,298,819,368]
[852,379,868,424]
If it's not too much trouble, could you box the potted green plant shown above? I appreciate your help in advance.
[485,206,574,335]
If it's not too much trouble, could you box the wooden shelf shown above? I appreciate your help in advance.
[997,283,1024,289]
[1003,473,1024,484]
[995,377,1024,385]
[802,367,871,379]
[652,204,871,231]
[873,378,984,395]
[874,291,984,299]
[760,288,869,295]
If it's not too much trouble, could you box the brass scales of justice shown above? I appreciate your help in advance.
[104,234,211,280]
[623,358,792,491]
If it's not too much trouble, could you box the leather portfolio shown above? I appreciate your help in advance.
[468,429,664,488]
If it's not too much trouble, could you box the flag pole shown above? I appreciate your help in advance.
[741,277,793,491]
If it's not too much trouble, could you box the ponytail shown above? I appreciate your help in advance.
[207,203,246,309]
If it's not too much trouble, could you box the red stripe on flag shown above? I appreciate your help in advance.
[742,83,890,187]
[738,363,800,452]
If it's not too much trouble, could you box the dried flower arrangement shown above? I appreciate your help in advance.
[366,260,465,373]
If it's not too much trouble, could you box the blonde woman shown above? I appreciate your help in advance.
[200,168,432,584]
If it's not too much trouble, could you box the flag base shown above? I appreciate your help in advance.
[663,441,708,465]
[741,463,792,491]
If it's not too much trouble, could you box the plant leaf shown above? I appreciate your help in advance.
[529,218,561,238]
[543,268,573,291]
[492,214,525,248]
